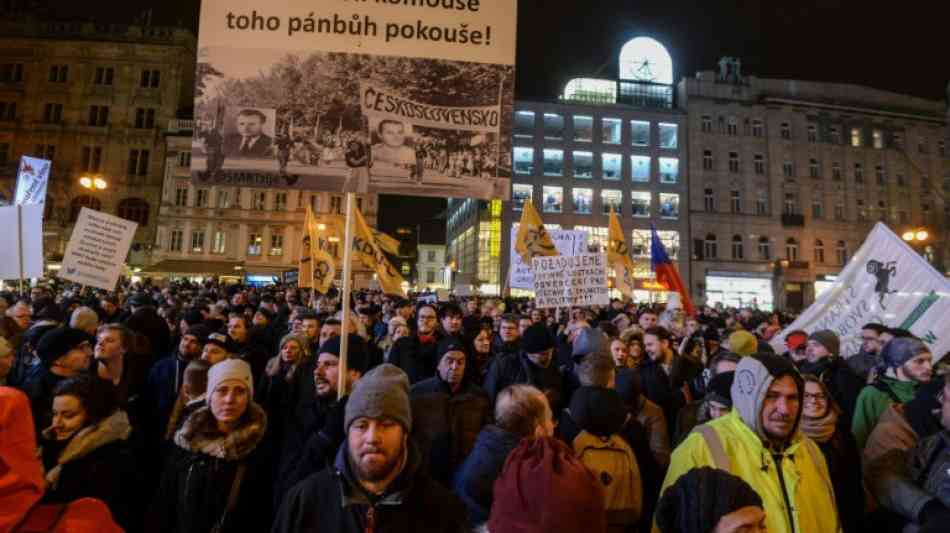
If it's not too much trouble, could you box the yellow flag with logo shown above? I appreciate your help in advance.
[308,213,337,294]
[607,208,637,297]
[514,200,558,264]
[298,207,316,289]
[350,204,406,296]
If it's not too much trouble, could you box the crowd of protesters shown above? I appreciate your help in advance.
[1,279,949,533]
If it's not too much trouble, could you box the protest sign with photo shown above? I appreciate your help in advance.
[509,228,587,289]
[0,205,44,279]
[14,156,50,205]
[192,0,516,200]
[60,208,138,291]
[531,253,609,309]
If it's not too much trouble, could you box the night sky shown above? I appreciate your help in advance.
[30,0,949,242]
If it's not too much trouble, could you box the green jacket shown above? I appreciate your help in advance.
[851,377,917,451]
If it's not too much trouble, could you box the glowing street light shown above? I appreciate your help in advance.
[79,175,107,190]
[903,229,929,242]
[915,230,929,242]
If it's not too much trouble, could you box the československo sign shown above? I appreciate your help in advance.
[509,228,588,290]
[60,208,138,291]
[531,253,609,309]
[191,0,516,200]
[771,222,950,361]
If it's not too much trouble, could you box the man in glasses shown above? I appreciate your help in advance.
[847,323,887,382]
[389,303,443,384]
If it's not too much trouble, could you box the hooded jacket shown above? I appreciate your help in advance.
[452,425,522,526]
[851,376,917,451]
[657,354,839,533]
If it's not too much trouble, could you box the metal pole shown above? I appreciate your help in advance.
[337,192,356,400]
[17,205,24,296]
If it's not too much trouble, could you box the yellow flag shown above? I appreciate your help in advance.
[298,207,315,289]
[514,200,558,264]
[607,208,637,298]
[308,216,337,294]
[372,229,400,255]
[351,204,406,296]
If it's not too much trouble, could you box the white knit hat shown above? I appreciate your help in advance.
[207,359,253,398]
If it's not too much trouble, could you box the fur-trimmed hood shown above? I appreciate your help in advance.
[174,402,267,461]
[42,410,132,488]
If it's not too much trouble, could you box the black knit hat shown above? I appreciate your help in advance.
[36,327,95,367]
[437,337,467,358]
[318,334,369,374]
[706,371,735,408]
[522,323,555,353]
[569,386,627,437]
[656,467,764,533]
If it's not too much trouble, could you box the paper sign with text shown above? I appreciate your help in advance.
[531,253,609,309]
[0,205,44,279]
[60,208,138,291]
[509,228,587,290]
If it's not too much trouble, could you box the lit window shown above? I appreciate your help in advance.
[659,123,678,148]
[872,129,883,149]
[253,191,267,210]
[562,78,617,104]
[542,186,562,213]
[573,151,593,178]
[785,238,799,261]
[543,113,564,140]
[212,231,226,254]
[659,193,679,219]
[602,118,622,144]
[602,153,622,180]
[513,147,533,175]
[191,230,205,253]
[573,116,593,142]
[631,229,679,259]
[270,232,284,256]
[247,233,263,255]
[631,155,650,182]
[631,120,649,146]
[659,157,679,183]
[631,191,650,217]
[170,230,183,252]
[601,189,622,215]
[542,149,563,176]
[512,184,532,211]
[851,127,862,147]
[514,110,535,137]
[572,188,592,214]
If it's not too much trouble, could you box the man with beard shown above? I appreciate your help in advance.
[388,304,442,384]
[638,326,702,428]
[661,353,839,533]
[272,364,467,533]
[484,323,563,411]
[852,337,933,450]
[847,323,887,381]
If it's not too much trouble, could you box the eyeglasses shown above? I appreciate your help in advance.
[418,315,437,321]
[804,393,827,403]
[861,337,878,343]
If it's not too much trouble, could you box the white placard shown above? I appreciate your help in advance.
[0,205,45,279]
[14,156,51,205]
[509,228,587,289]
[60,208,138,291]
[531,253,609,309]
[436,288,450,302]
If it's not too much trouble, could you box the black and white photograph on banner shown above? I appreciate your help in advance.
[192,48,513,199]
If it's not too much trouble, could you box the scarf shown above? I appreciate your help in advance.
[417,333,437,345]
[800,407,838,443]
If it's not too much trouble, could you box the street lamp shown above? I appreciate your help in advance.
[902,228,929,243]
[79,175,107,190]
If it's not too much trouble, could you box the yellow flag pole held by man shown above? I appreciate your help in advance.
[298,207,316,289]
[514,200,558,264]
[607,208,637,298]
[308,213,336,295]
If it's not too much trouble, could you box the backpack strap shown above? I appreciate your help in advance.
[210,463,247,533]
[12,503,67,533]
[696,424,731,472]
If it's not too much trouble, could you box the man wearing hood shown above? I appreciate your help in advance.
[659,353,839,533]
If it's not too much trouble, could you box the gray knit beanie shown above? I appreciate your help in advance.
[881,337,930,369]
[808,330,840,357]
[344,363,412,432]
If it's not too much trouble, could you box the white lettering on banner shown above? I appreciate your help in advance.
[14,156,51,206]
[360,83,500,132]
[532,253,609,309]
[509,229,588,290]
[771,222,950,362]
[60,208,138,291]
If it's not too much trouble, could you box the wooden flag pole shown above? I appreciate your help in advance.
[337,192,356,400]
[16,205,24,296]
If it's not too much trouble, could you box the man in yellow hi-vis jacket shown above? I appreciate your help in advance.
[657,353,841,533]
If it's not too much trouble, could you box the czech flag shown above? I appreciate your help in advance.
[651,225,696,316]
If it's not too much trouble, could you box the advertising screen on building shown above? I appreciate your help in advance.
[191,0,517,200]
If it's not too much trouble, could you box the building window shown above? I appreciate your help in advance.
[216,190,231,208]
[140,69,160,88]
[659,123,678,148]
[850,127,862,147]
[812,195,823,219]
[195,189,209,208]
[730,190,741,214]
[785,238,799,261]
[756,191,769,215]
[658,157,679,183]
[34,144,55,161]
[93,67,114,86]
[48,65,68,83]
[247,233,263,255]
[134,108,156,129]
[753,154,765,175]
[758,237,770,260]
[212,231,226,254]
[426,250,437,262]
[836,241,848,265]
[177,152,192,167]
[116,198,149,225]
[191,231,205,253]
[783,192,798,215]
[88,105,109,127]
[726,117,738,137]
[631,120,649,146]
[704,234,718,259]
[542,186,562,213]
[831,162,842,180]
[830,126,840,144]
[704,188,715,212]
[731,235,744,260]
[782,160,794,178]
[513,110,535,137]
[511,183,532,210]
[602,118,622,144]
[872,129,883,149]
[702,150,713,170]
[854,163,864,183]
[572,151,593,178]
[543,113,564,140]
[330,195,342,214]
[43,103,63,123]
[728,152,740,173]
[601,189,622,215]
[630,155,650,182]
[893,133,903,150]
[0,63,24,83]
[274,192,287,211]
[270,232,284,256]
[809,158,820,178]
[834,201,845,221]
[572,188,592,214]
[701,115,712,133]
[856,199,866,221]
[875,165,886,186]
[174,186,188,207]
[128,149,150,176]
[572,115,593,142]
[170,230,183,252]
[659,193,679,219]
[807,125,817,143]
[252,191,267,210]
[542,149,563,176]
[425,270,436,284]
[513,147,533,175]
[751,119,764,137]
[780,122,791,140]
[814,240,825,263]
[602,153,622,180]
[0,101,15,121]
[631,191,651,217]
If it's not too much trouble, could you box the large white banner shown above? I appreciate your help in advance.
[191,0,516,200]
[532,253,609,309]
[509,228,588,290]
[14,156,50,205]
[60,208,138,291]
[771,223,950,361]
[0,205,44,279]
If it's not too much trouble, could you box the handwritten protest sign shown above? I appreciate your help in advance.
[509,228,587,290]
[60,208,137,291]
[531,253,609,309]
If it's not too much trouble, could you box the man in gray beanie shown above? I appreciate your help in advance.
[273,363,468,533]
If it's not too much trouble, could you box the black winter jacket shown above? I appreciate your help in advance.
[483,352,564,411]
[799,356,864,425]
[389,334,442,384]
[451,425,521,526]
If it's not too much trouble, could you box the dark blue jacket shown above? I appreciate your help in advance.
[145,352,190,437]
[451,425,521,526]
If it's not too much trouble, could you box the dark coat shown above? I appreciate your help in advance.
[483,352,564,411]
[409,377,491,486]
[908,430,950,510]
[144,352,191,441]
[276,396,348,508]
[231,336,271,383]
[22,365,69,436]
[147,404,272,533]
[224,133,273,157]
[273,441,468,533]
[388,334,441,384]
[816,429,864,533]
[451,425,522,526]
[637,354,702,429]
[800,356,864,425]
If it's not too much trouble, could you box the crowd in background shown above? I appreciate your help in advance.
[1,279,949,532]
